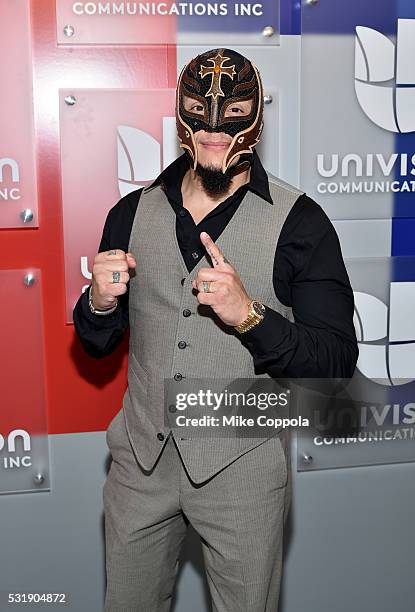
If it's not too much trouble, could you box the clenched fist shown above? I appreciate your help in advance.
[90,249,136,310]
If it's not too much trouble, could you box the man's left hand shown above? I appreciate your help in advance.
[191,232,252,327]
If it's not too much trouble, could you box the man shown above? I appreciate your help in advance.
[73,48,358,611]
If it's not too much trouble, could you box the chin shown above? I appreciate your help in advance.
[196,146,227,165]
[197,156,224,171]
[199,161,222,173]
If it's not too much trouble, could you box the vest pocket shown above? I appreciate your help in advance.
[273,435,288,489]
[127,352,150,398]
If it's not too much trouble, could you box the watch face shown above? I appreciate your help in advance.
[252,301,265,316]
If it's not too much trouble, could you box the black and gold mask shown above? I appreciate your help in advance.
[176,48,264,173]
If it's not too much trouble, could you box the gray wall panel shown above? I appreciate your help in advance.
[333,219,392,258]
[1,432,414,611]
[281,443,415,612]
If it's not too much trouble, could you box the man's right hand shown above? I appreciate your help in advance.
[90,249,136,310]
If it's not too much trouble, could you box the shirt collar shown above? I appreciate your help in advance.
[248,150,273,204]
[144,149,273,205]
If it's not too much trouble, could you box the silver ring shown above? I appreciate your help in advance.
[202,281,210,293]
[112,271,120,283]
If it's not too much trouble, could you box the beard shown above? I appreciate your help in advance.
[195,161,238,198]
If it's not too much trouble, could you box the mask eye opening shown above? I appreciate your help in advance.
[180,89,209,123]
[218,91,257,126]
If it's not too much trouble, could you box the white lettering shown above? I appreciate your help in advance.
[376,153,398,176]
[341,153,363,177]
[72,2,84,15]
[0,157,19,182]
[317,154,338,178]
[84,2,97,14]
[80,256,92,280]
[0,429,31,452]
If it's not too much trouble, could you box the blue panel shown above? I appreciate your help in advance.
[397,0,415,18]
[391,254,415,281]
[302,0,396,35]
[393,132,415,219]
[392,219,415,256]
[392,5,415,247]
[281,0,301,35]
[392,7,415,241]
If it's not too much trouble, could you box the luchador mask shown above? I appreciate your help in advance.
[176,48,264,174]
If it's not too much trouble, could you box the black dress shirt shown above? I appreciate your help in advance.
[73,151,358,378]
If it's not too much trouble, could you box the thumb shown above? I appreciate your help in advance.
[126,252,137,268]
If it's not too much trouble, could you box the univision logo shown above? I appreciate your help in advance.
[353,283,415,386]
[117,120,177,197]
[355,19,415,133]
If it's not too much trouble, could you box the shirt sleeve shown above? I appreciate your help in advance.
[72,190,141,358]
[240,195,359,378]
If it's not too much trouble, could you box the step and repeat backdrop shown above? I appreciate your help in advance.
[1,1,415,610]
[298,0,415,472]
[1,0,415,494]
[0,0,298,497]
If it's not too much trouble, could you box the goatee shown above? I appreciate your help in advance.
[195,162,238,198]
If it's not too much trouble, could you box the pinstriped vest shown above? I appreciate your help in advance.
[122,172,303,483]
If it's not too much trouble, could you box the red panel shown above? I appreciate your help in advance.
[1,0,177,434]
[0,1,38,228]
[60,88,176,322]
[0,269,47,434]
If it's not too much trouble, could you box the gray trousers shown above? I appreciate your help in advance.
[103,411,292,612]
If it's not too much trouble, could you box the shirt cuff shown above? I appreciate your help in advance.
[239,305,287,356]
[78,285,121,325]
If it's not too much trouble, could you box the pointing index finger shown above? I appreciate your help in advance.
[200,231,227,267]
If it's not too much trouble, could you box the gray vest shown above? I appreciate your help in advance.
[122,172,303,483]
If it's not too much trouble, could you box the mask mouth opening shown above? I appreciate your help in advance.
[183,149,252,179]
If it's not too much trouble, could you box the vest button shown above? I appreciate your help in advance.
[168,404,177,413]
[157,432,165,441]
[178,341,187,349]
[181,277,186,285]
[182,308,191,317]
[179,209,186,217]
[174,372,183,381]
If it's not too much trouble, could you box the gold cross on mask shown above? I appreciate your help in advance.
[199,53,236,100]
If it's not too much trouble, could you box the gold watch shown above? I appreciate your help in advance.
[234,300,266,333]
